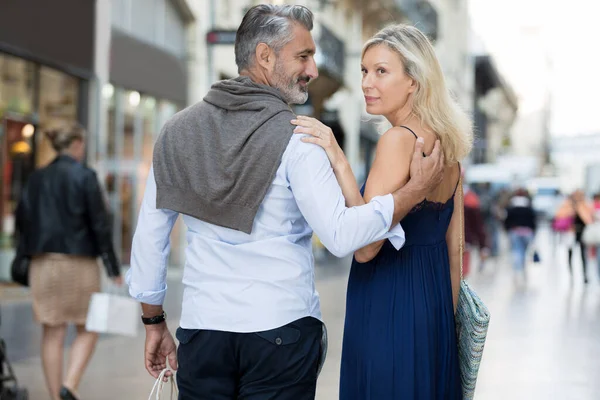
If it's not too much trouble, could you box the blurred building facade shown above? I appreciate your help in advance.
[551,133,600,195]
[471,55,518,164]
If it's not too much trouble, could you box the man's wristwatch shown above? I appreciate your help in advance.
[141,311,167,325]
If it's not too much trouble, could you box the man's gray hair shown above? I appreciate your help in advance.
[235,4,314,72]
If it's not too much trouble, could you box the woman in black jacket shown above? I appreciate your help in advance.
[15,123,121,400]
[504,188,537,283]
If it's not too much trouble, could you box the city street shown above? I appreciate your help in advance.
[2,226,600,399]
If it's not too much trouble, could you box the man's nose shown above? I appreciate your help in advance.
[306,57,319,80]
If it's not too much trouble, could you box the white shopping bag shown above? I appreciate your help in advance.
[148,369,178,400]
[85,292,139,337]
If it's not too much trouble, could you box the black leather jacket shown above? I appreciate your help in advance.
[15,155,120,277]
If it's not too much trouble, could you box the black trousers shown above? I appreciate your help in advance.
[176,317,323,400]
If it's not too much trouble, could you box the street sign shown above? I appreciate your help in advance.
[206,30,237,45]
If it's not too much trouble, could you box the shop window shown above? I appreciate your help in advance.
[101,85,183,265]
[123,90,139,161]
[0,55,80,260]
[0,117,36,252]
[0,54,35,117]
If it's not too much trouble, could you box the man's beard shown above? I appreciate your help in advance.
[272,61,310,104]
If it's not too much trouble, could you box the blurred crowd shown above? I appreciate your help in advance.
[462,175,600,285]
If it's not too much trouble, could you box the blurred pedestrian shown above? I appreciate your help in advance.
[294,24,471,399]
[126,6,444,400]
[478,182,499,257]
[15,123,122,400]
[553,194,576,248]
[568,190,593,283]
[464,183,490,274]
[504,188,537,283]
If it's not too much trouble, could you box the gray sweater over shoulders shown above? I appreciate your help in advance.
[152,76,295,234]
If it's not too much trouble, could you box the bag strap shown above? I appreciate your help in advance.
[458,172,464,281]
[148,369,178,400]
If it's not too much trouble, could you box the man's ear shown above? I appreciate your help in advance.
[255,43,274,72]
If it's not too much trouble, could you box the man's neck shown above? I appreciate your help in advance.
[240,69,270,86]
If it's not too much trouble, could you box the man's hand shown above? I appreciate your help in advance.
[144,323,178,380]
[408,138,445,197]
[389,138,446,224]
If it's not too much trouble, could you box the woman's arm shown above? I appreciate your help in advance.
[291,118,431,262]
[292,116,364,207]
[354,128,415,262]
[446,180,463,313]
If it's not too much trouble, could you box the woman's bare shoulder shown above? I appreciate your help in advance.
[365,127,415,196]
[376,126,418,155]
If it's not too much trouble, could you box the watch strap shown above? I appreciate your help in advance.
[141,311,166,325]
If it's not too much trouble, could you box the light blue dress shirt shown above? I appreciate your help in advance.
[127,135,405,333]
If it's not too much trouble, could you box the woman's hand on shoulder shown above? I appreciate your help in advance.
[291,115,346,170]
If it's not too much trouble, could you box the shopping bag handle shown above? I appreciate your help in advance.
[148,368,178,400]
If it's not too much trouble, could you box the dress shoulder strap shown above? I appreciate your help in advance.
[399,125,418,139]
[453,162,461,196]
[400,126,461,197]
[398,125,425,157]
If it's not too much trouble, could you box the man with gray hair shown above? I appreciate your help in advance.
[127,4,444,399]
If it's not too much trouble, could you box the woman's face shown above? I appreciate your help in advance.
[361,44,416,117]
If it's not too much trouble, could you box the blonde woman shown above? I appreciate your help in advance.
[15,123,122,400]
[292,24,472,398]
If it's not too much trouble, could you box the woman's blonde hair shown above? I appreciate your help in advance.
[45,122,85,152]
[363,24,473,163]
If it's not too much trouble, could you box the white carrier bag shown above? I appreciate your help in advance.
[148,369,178,400]
[85,287,139,337]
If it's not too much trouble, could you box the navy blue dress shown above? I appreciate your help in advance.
[339,181,462,399]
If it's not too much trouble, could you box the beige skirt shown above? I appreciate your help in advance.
[30,253,100,326]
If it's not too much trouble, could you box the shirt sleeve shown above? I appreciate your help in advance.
[126,166,179,305]
[286,137,405,257]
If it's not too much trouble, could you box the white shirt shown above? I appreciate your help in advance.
[126,135,405,333]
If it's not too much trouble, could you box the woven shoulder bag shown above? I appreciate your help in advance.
[456,177,491,400]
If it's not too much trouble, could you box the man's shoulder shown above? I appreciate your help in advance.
[260,109,296,135]
[283,133,328,167]
[163,101,205,127]
[155,101,207,146]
